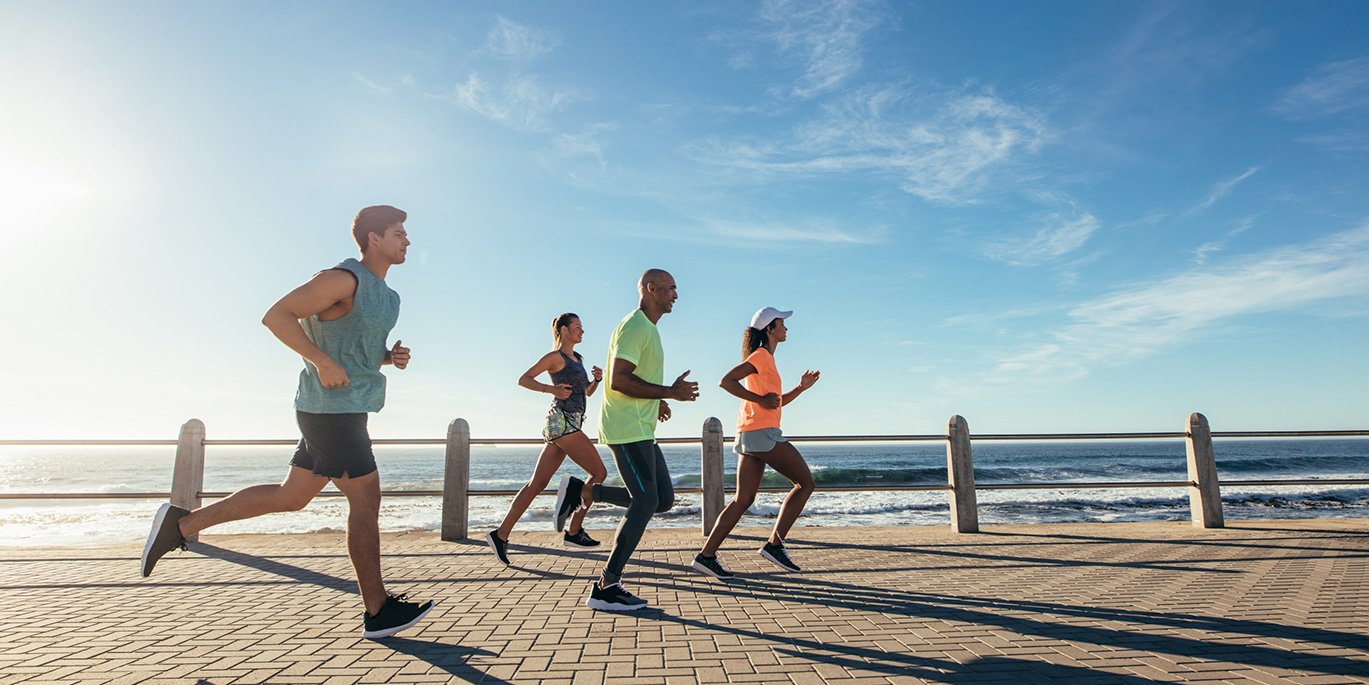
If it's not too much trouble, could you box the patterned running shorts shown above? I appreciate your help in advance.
[542,407,585,443]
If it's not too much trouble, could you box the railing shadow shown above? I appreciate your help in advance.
[728,532,1238,574]
[631,610,1167,682]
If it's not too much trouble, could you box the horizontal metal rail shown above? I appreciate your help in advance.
[5,429,1368,447]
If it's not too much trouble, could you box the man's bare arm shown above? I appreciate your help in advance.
[262,270,356,388]
[609,359,699,402]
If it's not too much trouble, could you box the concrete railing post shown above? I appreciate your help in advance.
[946,414,979,533]
[442,418,471,541]
[1185,412,1224,528]
[171,418,206,543]
[701,417,725,536]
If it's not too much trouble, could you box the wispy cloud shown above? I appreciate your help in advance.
[553,123,618,163]
[705,216,885,244]
[975,221,1369,385]
[1192,216,1256,265]
[690,85,1049,204]
[616,216,886,247]
[487,16,559,61]
[1185,166,1260,215]
[451,73,581,131]
[759,0,885,98]
[1274,55,1369,119]
[352,72,393,95]
[980,212,1101,267]
[447,18,580,132]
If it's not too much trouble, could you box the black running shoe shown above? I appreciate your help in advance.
[563,529,600,548]
[141,502,189,577]
[585,581,648,612]
[362,593,435,639]
[760,542,801,572]
[691,553,734,580]
[553,475,584,533]
[485,530,510,565]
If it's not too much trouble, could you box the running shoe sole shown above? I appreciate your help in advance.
[585,597,648,612]
[362,600,436,639]
[141,502,187,578]
[690,559,733,580]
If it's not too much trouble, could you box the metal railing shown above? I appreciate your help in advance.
[3,414,1367,540]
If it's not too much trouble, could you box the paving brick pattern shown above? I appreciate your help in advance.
[2,519,1367,684]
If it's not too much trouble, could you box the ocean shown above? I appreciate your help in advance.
[2,439,1366,547]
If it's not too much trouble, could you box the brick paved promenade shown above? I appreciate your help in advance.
[3,519,1367,684]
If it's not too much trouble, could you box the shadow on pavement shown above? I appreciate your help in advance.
[195,543,353,591]
[637,570,1369,679]
[380,638,508,684]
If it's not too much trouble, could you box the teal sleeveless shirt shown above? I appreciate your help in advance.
[294,258,401,414]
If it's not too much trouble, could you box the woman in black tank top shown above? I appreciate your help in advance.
[485,313,608,564]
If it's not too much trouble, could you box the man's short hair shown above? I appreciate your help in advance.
[352,205,407,252]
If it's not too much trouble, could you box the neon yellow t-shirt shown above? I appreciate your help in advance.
[599,309,664,445]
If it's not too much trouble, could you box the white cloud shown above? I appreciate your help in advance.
[759,0,885,98]
[1274,56,1369,153]
[690,85,1049,204]
[704,217,884,244]
[1274,55,1369,119]
[487,16,559,61]
[352,72,392,95]
[1185,166,1260,215]
[981,213,1101,267]
[978,222,1369,385]
[451,73,581,132]
[554,123,618,163]
[1192,216,1256,265]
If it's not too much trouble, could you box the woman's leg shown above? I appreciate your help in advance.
[755,441,815,544]
[555,431,608,535]
[700,453,766,557]
[496,442,567,540]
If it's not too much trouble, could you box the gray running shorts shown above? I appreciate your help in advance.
[735,427,786,455]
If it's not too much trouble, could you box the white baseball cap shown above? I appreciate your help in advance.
[749,306,793,330]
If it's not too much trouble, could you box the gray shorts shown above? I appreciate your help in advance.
[735,427,786,455]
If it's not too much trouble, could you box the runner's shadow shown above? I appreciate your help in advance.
[634,610,1165,683]
[380,638,508,684]
[194,543,352,591]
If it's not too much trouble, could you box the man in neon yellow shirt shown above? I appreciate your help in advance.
[553,268,699,611]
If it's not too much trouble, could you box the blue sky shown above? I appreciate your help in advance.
[2,1,1367,440]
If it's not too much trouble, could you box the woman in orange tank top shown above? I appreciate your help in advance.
[692,307,820,579]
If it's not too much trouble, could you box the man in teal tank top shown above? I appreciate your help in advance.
[141,205,434,639]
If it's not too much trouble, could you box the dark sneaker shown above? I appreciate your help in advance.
[760,542,801,572]
[553,475,584,533]
[141,503,189,577]
[485,530,510,565]
[691,553,734,580]
[563,529,601,548]
[585,581,648,612]
[362,593,435,639]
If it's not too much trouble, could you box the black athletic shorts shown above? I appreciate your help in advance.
[289,411,378,479]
